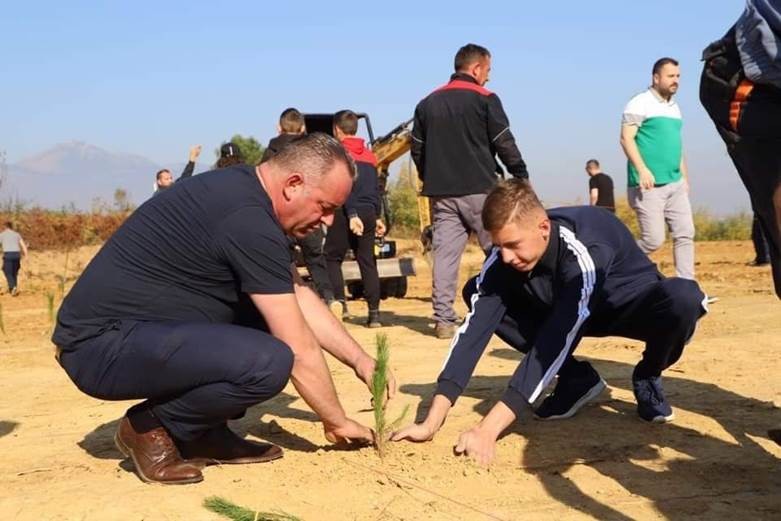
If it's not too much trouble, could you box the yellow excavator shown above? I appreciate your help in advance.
[301,112,423,300]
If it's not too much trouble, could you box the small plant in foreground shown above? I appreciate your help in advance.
[203,496,301,521]
[372,333,409,457]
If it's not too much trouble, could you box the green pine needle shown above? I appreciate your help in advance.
[203,496,301,521]
[371,333,409,457]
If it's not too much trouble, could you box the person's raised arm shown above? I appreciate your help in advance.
[179,145,201,180]
[251,291,373,444]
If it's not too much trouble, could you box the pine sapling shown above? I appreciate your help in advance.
[371,333,409,457]
[203,496,302,521]
[46,291,56,329]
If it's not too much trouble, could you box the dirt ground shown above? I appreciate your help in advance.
[0,240,779,520]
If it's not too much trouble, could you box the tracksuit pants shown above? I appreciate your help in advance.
[3,252,21,291]
[58,310,293,441]
[462,276,707,382]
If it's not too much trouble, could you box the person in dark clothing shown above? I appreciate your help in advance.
[154,145,201,194]
[585,159,615,212]
[700,0,781,298]
[393,179,708,466]
[411,43,530,339]
[260,107,306,163]
[751,213,771,266]
[215,141,244,169]
[260,108,336,306]
[325,110,384,328]
[53,134,395,485]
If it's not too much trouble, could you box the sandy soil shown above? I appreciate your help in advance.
[0,240,779,520]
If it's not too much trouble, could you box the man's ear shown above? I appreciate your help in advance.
[277,124,283,135]
[539,216,551,238]
[281,173,305,201]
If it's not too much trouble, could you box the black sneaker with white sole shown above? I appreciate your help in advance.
[534,368,606,421]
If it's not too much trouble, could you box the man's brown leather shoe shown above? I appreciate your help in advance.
[177,424,283,465]
[114,417,203,484]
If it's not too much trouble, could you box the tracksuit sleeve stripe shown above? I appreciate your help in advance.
[440,248,499,371]
[524,228,596,404]
[435,248,506,404]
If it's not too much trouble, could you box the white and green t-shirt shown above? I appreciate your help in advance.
[622,88,682,187]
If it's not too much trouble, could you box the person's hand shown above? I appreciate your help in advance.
[324,418,374,446]
[354,355,397,400]
[349,216,364,236]
[453,426,498,466]
[189,144,202,162]
[391,422,436,443]
[638,168,656,191]
[375,219,387,238]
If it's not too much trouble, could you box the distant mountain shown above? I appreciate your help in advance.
[1,141,208,209]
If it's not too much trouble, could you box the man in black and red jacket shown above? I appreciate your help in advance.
[325,110,385,328]
[412,43,530,339]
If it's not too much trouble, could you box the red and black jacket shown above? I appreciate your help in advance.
[411,73,528,197]
[341,137,380,218]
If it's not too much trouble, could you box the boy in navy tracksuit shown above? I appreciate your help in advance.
[325,110,385,327]
[393,179,708,465]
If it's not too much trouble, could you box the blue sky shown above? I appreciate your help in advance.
[1,1,751,212]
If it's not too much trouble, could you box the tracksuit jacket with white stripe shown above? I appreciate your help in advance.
[435,206,663,417]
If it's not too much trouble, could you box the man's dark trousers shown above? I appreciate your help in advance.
[298,227,335,302]
[325,207,380,311]
[462,276,706,381]
[700,29,781,297]
[58,318,294,441]
[2,252,21,291]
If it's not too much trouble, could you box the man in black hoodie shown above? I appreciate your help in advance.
[262,108,337,307]
[412,43,530,338]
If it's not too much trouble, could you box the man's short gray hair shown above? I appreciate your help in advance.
[268,132,356,183]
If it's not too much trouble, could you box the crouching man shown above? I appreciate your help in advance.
[393,179,707,465]
[53,133,394,484]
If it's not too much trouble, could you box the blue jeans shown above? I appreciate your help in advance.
[2,252,21,291]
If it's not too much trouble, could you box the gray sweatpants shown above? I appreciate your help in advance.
[628,179,696,280]
[432,194,493,325]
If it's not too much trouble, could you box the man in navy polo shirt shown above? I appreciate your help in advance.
[53,134,394,484]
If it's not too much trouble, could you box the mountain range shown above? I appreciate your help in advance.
[2,141,207,209]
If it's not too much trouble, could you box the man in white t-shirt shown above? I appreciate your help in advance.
[620,57,696,280]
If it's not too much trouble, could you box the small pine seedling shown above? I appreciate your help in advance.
[371,333,409,457]
[46,291,56,328]
[203,496,302,521]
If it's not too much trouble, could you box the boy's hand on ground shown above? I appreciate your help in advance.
[390,422,435,443]
[324,418,374,446]
[349,216,364,236]
[453,426,497,466]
